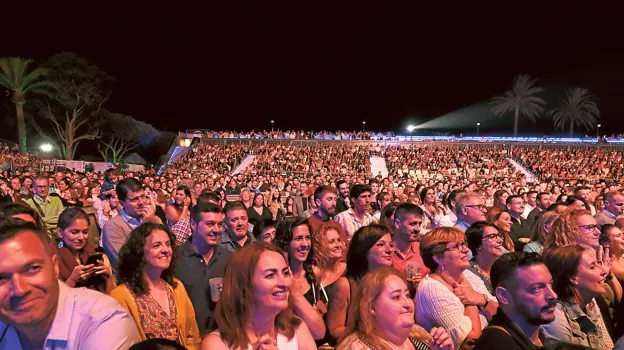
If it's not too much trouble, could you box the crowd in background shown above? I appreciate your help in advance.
[1,135,624,349]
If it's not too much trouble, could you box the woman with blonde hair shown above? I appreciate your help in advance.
[202,243,316,349]
[523,211,560,254]
[543,209,599,252]
[312,222,347,346]
[415,227,485,349]
[337,267,453,350]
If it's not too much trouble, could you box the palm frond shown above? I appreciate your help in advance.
[490,74,546,121]
[548,87,600,133]
[21,67,51,88]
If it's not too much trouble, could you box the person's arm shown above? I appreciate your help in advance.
[102,219,126,270]
[607,272,623,303]
[326,277,350,341]
[459,272,498,321]
[295,321,317,350]
[166,204,188,224]
[417,280,477,349]
[461,305,482,349]
[290,287,326,340]
[612,261,624,283]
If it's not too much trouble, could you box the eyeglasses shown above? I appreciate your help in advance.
[579,224,600,231]
[482,233,503,241]
[444,241,468,253]
[465,204,487,212]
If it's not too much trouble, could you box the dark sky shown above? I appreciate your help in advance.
[2,3,623,135]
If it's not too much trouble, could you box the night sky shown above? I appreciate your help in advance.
[2,3,623,135]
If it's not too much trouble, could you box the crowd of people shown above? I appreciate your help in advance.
[246,144,372,179]
[200,130,395,140]
[0,140,35,170]
[1,134,624,349]
[384,145,520,181]
[514,148,624,182]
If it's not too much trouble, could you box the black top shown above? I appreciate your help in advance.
[247,206,273,227]
[175,241,233,333]
[336,197,349,215]
[475,309,543,350]
[509,216,531,251]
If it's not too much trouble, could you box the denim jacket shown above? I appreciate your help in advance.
[540,299,608,349]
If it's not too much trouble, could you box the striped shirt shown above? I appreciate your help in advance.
[334,208,377,241]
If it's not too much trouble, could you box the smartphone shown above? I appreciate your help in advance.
[85,253,104,266]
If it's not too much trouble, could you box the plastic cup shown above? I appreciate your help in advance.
[209,277,224,302]
[405,261,421,281]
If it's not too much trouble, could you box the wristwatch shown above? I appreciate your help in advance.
[479,294,489,310]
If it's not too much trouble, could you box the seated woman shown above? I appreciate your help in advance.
[247,192,273,227]
[415,227,484,349]
[327,224,394,342]
[544,209,623,305]
[56,207,114,294]
[311,222,347,346]
[485,207,514,252]
[274,217,326,340]
[202,243,316,349]
[541,244,614,349]
[111,223,200,349]
[463,222,501,319]
[337,267,453,350]
[523,211,559,254]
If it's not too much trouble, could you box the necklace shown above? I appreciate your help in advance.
[473,262,491,284]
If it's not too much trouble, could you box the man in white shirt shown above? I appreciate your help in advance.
[0,219,139,349]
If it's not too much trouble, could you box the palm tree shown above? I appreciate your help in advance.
[548,87,599,136]
[0,57,54,153]
[490,74,546,136]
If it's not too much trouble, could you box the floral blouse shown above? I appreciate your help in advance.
[133,286,180,342]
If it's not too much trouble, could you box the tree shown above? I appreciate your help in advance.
[31,52,114,160]
[95,110,159,163]
[548,87,600,136]
[0,57,54,152]
[490,74,547,136]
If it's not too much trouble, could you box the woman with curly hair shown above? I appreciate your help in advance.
[311,222,347,346]
[274,217,326,341]
[543,208,599,252]
[110,223,200,349]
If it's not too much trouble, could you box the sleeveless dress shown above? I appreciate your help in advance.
[210,330,298,350]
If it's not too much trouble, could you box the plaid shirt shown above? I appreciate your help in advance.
[169,217,192,246]
[334,208,377,241]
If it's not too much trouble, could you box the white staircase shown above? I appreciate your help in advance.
[508,158,539,183]
[370,157,389,179]
[232,155,256,175]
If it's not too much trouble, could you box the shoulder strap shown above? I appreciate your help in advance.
[31,198,45,217]
[485,325,511,336]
